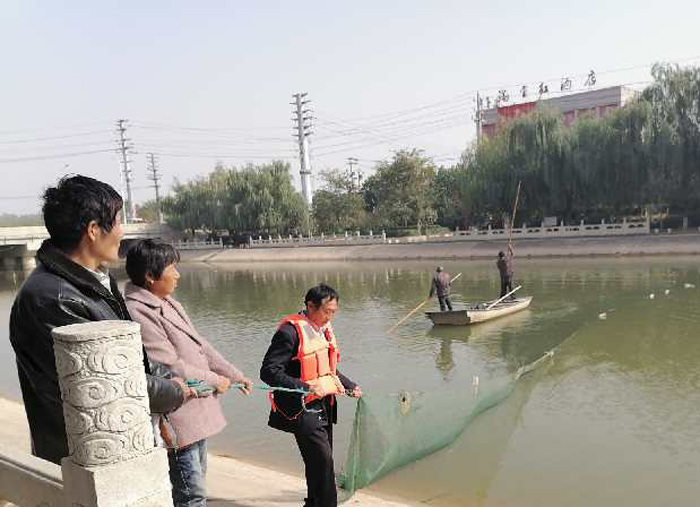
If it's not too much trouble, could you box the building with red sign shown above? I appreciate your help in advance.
[479,85,638,139]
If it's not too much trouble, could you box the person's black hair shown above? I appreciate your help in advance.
[125,239,181,288]
[304,283,339,307]
[498,251,505,257]
[42,175,123,252]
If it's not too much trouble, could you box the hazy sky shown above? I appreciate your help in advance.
[1,1,699,214]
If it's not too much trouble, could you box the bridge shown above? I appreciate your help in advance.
[0,223,174,270]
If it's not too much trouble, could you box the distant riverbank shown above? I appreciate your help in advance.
[179,232,700,263]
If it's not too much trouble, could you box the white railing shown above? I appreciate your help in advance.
[0,224,172,251]
[0,321,174,507]
[172,238,224,250]
[447,217,650,241]
[249,230,387,248]
[248,218,651,249]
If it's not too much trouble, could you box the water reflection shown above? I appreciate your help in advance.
[0,257,699,506]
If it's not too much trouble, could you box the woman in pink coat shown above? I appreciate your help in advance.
[125,239,253,507]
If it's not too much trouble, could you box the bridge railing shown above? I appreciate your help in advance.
[249,230,387,248]
[247,218,651,249]
[0,321,174,507]
[172,238,224,250]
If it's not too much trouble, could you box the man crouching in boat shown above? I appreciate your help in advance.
[430,266,453,312]
[260,284,362,507]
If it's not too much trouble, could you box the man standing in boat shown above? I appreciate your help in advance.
[497,245,515,299]
[430,266,453,312]
[260,284,362,507]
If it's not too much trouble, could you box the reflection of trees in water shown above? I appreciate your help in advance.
[169,260,700,381]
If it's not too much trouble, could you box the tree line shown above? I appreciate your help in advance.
[150,64,700,239]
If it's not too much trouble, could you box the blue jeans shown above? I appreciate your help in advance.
[168,439,208,507]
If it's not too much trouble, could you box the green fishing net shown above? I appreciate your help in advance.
[337,350,553,498]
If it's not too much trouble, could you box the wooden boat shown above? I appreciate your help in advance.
[426,296,533,326]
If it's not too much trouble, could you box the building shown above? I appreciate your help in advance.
[480,85,638,139]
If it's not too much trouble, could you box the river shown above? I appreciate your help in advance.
[0,257,698,506]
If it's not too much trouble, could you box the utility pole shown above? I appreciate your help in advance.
[292,93,314,206]
[116,119,135,224]
[146,153,164,224]
[475,92,483,144]
[347,157,360,191]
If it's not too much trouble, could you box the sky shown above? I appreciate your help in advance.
[1,0,699,214]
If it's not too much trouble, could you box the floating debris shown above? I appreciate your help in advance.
[684,283,696,289]
[598,312,607,320]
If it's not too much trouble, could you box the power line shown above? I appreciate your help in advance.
[0,148,115,163]
[0,140,116,153]
[0,129,113,145]
[131,119,290,133]
[147,151,296,160]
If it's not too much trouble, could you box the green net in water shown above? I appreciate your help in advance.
[337,350,553,498]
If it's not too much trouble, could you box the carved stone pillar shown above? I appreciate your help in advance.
[52,320,173,507]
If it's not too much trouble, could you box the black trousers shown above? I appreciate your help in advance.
[437,295,453,312]
[294,420,336,507]
[500,276,514,298]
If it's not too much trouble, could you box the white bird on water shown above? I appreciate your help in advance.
[649,293,655,299]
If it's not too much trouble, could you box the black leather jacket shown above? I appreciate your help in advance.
[9,240,184,465]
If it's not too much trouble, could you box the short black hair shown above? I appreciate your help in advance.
[304,284,339,307]
[42,175,123,252]
[498,251,505,257]
[126,239,181,287]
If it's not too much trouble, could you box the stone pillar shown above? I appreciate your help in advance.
[52,321,173,507]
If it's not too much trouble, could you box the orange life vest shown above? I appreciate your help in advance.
[277,313,343,406]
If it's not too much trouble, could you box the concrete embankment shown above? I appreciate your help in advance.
[180,233,700,263]
[0,397,413,507]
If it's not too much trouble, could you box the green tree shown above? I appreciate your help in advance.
[312,169,367,233]
[162,161,309,238]
[362,149,437,233]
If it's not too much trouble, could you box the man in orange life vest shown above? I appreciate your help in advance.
[260,284,362,507]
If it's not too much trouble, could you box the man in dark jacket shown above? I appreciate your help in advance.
[430,266,453,312]
[9,175,186,465]
[497,245,515,298]
[260,284,361,507]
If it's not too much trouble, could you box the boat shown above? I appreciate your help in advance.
[425,296,533,326]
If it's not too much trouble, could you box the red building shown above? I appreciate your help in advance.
[480,85,638,138]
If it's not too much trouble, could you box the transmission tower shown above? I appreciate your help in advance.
[292,93,314,205]
[115,119,136,223]
[146,153,164,224]
[347,157,361,191]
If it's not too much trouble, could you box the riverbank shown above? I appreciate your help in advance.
[180,232,700,263]
[0,397,413,507]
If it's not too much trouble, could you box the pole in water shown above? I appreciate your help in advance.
[389,272,462,332]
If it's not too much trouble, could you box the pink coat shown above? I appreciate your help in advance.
[125,282,246,449]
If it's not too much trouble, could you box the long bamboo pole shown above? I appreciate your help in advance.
[485,285,522,310]
[508,181,522,248]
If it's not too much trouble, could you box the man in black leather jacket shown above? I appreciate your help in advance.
[9,175,186,465]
